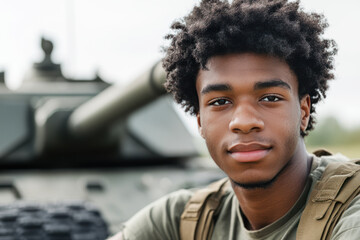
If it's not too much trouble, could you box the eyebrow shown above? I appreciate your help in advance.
[200,79,291,95]
[201,83,232,95]
[254,79,291,91]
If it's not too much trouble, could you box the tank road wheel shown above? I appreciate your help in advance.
[0,202,109,240]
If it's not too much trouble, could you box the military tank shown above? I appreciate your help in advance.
[0,38,224,239]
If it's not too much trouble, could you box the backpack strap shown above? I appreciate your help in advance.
[296,158,360,240]
[180,150,360,240]
[180,178,230,240]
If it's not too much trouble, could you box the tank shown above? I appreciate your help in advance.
[0,38,224,239]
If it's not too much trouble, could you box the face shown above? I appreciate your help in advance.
[196,53,310,186]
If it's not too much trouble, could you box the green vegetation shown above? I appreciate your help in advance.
[306,116,360,159]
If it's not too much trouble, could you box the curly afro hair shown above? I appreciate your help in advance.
[163,0,337,136]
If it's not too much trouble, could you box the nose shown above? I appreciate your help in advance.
[229,104,264,134]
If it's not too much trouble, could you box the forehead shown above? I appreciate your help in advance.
[196,53,298,92]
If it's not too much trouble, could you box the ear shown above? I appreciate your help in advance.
[300,95,311,133]
[196,113,204,138]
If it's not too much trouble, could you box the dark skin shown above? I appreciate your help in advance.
[196,53,312,230]
[109,53,312,239]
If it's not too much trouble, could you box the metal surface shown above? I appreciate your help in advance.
[68,61,167,138]
[0,38,222,236]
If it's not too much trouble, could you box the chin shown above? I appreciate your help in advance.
[230,166,284,190]
[231,177,277,190]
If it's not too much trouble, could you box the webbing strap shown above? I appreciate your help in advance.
[180,178,229,240]
[296,160,360,240]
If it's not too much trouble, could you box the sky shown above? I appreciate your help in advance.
[0,0,359,129]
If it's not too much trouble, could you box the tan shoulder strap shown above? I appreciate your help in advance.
[296,158,360,240]
[180,178,230,240]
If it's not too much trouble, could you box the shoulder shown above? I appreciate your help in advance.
[122,189,194,240]
[331,194,360,239]
[120,179,234,240]
[309,153,360,239]
[310,153,353,181]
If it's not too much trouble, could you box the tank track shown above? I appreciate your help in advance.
[0,202,108,240]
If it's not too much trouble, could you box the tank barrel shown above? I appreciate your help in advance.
[67,61,167,138]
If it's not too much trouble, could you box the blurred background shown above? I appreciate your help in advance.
[0,0,359,158]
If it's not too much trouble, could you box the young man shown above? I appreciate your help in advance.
[110,0,360,239]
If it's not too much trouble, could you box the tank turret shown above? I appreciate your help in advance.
[0,38,198,165]
[0,38,223,239]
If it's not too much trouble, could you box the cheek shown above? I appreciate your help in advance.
[200,112,228,165]
[273,100,302,130]
[202,132,221,168]
[200,111,228,138]
[273,105,302,153]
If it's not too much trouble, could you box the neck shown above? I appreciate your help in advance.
[232,141,311,230]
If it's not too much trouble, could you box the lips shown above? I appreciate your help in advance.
[227,143,272,163]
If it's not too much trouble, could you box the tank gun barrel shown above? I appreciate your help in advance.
[67,61,166,138]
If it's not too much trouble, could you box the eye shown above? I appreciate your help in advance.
[209,98,231,106]
[261,95,282,102]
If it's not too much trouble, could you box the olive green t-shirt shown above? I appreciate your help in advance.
[121,155,360,239]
